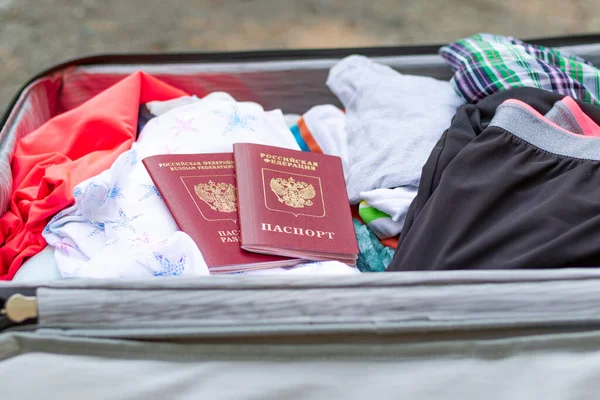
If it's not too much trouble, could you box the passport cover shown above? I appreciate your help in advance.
[142,153,298,272]
[233,143,358,264]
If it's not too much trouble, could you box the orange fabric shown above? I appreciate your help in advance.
[380,237,399,250]
[0,71,188,280]
[298,117,324,153]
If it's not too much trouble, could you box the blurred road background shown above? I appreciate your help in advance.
[1,0,599,116]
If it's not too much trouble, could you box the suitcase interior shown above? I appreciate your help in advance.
[3,36,600,397]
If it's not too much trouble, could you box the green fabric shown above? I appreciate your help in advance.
[439,33,600,105]
[358,200,403,240]
[358,202,391,223]
[353,219,394,272]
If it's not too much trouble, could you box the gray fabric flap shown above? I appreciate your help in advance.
[3,330,600,399]
[19,269,600,338]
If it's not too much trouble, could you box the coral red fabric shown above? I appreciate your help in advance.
[0,71,188,280]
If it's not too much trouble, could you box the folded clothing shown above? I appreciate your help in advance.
[358,201,400,240]
[290,105,403,245]
[0,71,188,281]
[43,92,300,279]
[18,92,592,281]
[389,87,600,271]
[358,185,418,239]
[142,96,301,136]
[440,33,600,105]
[326,55,465,204]
[289,104,412,240]
[290,105,348,174]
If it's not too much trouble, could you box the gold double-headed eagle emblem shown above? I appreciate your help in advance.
[269,177,316,209]
[194,180,237,213]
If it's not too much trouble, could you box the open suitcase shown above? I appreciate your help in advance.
[3,34,600,399]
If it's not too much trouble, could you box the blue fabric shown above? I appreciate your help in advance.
[353,219,394,272]
[289,124,311,152]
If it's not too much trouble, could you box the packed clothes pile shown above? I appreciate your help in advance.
[2,33,600,281]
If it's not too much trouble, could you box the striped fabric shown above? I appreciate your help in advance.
[358,201,402,241]
[439,34,600,105]
[289,117,323,153]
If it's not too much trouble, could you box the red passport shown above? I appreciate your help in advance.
[142,153,300,273]
[233,143,358,265]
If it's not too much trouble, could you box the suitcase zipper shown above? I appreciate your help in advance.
[1,293,38,323]
[0,289,38,332]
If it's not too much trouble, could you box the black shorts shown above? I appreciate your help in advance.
[389,88,600,271]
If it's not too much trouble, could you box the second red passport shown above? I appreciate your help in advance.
[233,143,359,265]
[143,153,300,273]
